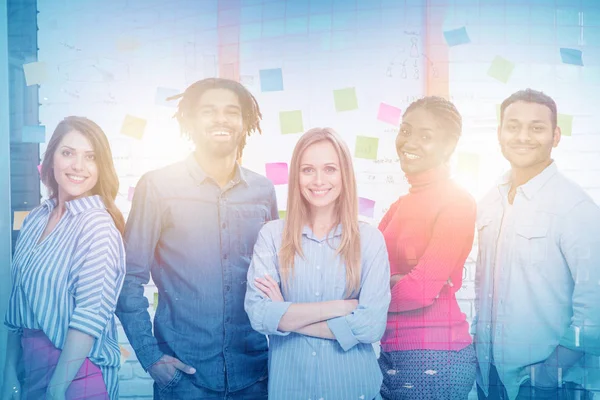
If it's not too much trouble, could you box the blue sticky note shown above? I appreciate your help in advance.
[259,68,283,92]
[443,27,471,47]
[22,125,45,143]
[560,48,583,66]
[155,87,180,107]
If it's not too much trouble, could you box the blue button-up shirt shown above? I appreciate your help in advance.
[245,219,391,400]
[116,154,278,392]
[474,162,600,400]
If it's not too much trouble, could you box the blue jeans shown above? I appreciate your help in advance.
[477,364,592,400]
[154,370,268,400]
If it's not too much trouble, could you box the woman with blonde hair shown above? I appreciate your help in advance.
[245,127,391,400]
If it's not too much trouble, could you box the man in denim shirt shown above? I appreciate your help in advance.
[474,89,600,400]
[116,78,278,399]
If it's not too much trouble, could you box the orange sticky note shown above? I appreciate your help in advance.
[13,211,30,230]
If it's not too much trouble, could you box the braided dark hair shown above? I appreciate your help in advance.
[170,78,262,159]
[403,96,463,139]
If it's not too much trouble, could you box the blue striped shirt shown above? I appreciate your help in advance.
[245,219,391,400]
[4,195,126,399]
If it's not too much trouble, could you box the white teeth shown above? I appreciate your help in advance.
[312,190,329,195]
[404,152,420,160]
[67,174,85,182]
[212,131,230,136]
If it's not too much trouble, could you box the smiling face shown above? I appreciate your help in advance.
[298,140,343,214]
[498,100,560,170]
[190,88,244,158]
[53,130,98,203]
[396,108,455,174]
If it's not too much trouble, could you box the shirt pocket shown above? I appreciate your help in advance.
[514,223,549,266]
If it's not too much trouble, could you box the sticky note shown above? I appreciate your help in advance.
[154,292,158,310]
[265,162,289,185]
[558,113,573,137]
[120,115,147,140]
[279,110,304,134]
[358,197,375,218]
[120,345,131,362]
[128,186,136,201]
[457,152,480,177]
[116,36,140,52]
[496,104,502,124]
[443,27,471,47]
[155,87,180,107]
[355,136,379,160]
[22,125,46,143]
[377,103,402,126]
[13,211,29,230]
[333,87,358,112]
[260,68,284,92]
[560,48,583,66]
[37,164,42,175]
[487,56,515,84]
[278,210,287,219]
[23,61,48,86]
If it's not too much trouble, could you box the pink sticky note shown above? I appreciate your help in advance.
[265,163,289,185]
[37,164,42,175]
[128,186,135,201]
[358,197,375,218]
[377,103,402,126]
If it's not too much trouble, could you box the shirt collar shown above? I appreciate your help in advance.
[302,224,343,242]
[185,153,249,188]
[496,161,558,200]
[43,195,106,215]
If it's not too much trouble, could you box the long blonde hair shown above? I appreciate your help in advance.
[279,128,361,297]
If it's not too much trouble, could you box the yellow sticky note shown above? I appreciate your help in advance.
[457,152,480,177]
[278,210,287,219]
[154,292,158,310]
[23,61,48,86]
[333,87,358,112]
[13,211,30,230]
[121,115,147,140]
[558,113,573,137]
[487,56,515,84]
[496,104,501,124]
[279,110,304,134]
[355,136,379,160]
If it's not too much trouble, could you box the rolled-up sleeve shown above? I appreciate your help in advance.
[558,200,600,355]
[327,228,391,351]
[69,214,125,339]
[244,225,292,336]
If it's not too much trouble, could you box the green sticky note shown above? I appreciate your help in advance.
[154,292,158,310]
[496,104,502,124]
[278,210,287,219]
[279,110,304,134]
[487,56,515,84]
[558,113,573,137]
[355,136,379,160]
[457,152,480,177]
[333,87,358,112]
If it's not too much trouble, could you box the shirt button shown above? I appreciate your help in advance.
[223,254,228,260]
[312,352,316,356]
[486,324,491,329]
[225,285,231,291]
[222,222,227,229]
[315,292,320,296]
[316,266,320,270]
[488,294,492,298]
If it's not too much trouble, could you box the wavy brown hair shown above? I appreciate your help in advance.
[40,116,125,234]
[279,128,361,298]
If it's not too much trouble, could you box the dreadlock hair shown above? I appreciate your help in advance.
[500,88,557,130]
[171,78,263,160]
[403,96,462,161]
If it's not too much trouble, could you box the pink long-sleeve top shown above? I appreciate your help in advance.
[379,166,475,352]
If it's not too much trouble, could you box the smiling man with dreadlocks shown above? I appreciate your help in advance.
[116,78,278,400]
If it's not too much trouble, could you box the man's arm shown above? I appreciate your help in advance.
[115,174,164,371]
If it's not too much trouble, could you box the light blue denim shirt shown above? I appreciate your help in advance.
[245,219,391,400]
[473,162,600,400]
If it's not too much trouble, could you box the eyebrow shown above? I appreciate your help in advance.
[199,104,241,110]
[506,119,549,124]
[61,145,95,153]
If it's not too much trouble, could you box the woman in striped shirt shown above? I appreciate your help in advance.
[245,128,391,400]
[2,117,126,400]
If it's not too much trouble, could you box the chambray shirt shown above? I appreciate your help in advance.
[4,196,125,399]
[245,219,391,400]
[474,162,600,400]
[116,154,278,392]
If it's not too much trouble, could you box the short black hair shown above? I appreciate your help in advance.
[403,96,462,138]
[500,88,557,129]
[171,78,262,159]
